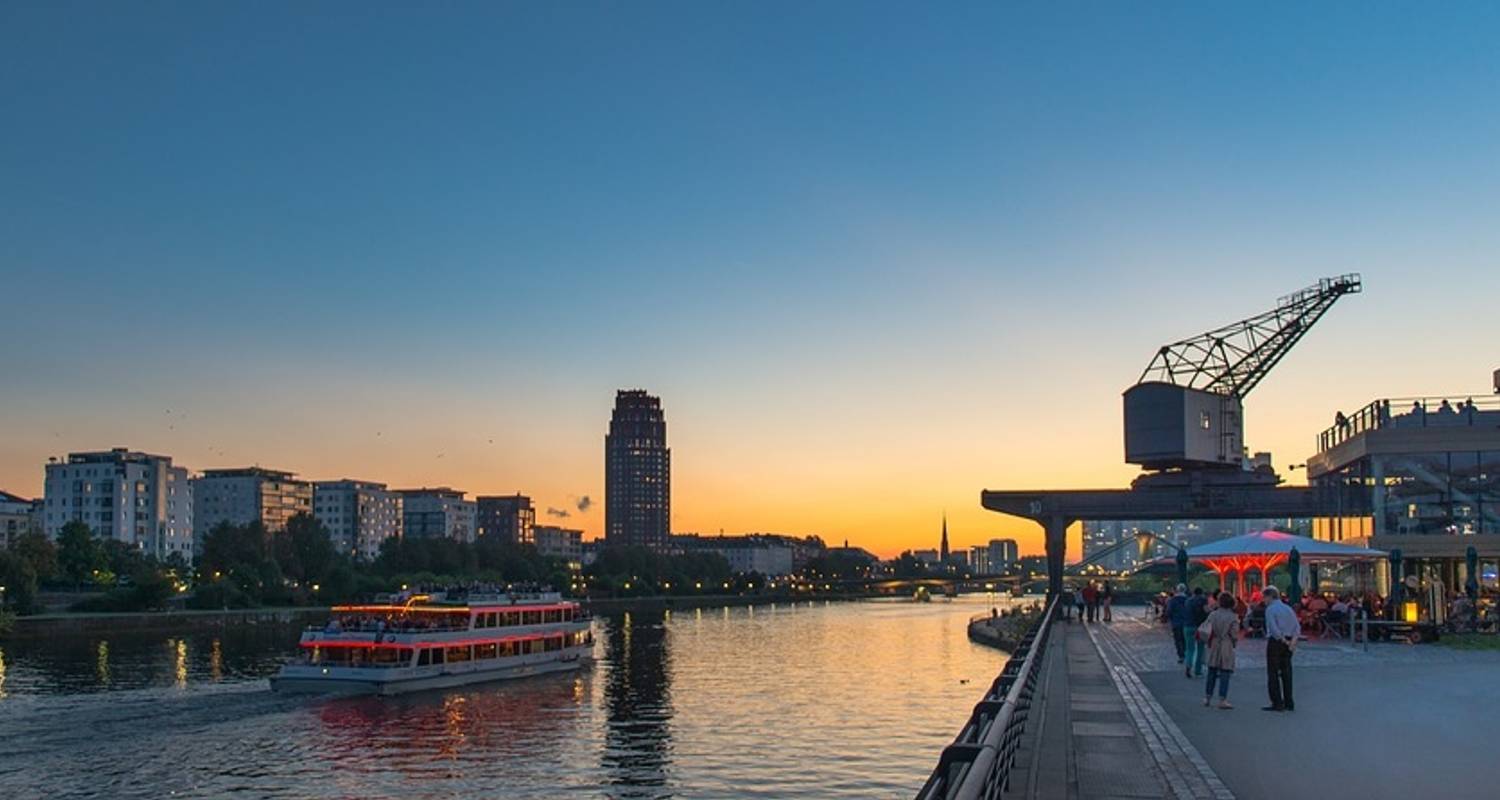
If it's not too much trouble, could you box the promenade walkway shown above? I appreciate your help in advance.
[1014,606,1500,800]
[1010,620,1229,800]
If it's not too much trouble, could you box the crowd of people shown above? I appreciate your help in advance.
[1058,580,1114,623]
[1158,583,1302,711]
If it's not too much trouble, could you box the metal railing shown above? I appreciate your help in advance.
[915,596,1060,800]
[1318,395,1500,452]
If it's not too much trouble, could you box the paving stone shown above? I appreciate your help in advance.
[1069,700,1126,712]
[1069,709,1131,723]
[1072,721,1139,737]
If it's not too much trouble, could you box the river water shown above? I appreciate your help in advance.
[0,596,1025,799]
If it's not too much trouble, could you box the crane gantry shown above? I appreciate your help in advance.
[1124,274,1361,479]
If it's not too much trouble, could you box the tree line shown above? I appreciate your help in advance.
[0,512,753,614]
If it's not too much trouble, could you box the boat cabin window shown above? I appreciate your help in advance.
[476,643,498,659]
[311,646,415,667]
[445,645,472,663]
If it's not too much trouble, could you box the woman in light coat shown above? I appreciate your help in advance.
[1203,592,1240,709]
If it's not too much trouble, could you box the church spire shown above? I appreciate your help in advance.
[940,512,950,562]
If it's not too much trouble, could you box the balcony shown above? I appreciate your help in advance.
[1319,395,1500,452]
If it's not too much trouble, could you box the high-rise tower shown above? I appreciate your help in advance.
[605,389,671,551]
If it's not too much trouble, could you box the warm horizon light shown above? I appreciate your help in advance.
[4,4,1499,560]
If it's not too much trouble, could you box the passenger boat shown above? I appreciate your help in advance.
[270,589,594,695]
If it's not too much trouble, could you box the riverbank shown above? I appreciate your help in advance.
[967,605,1043,651]
[7,605,327,638]
[2,592,888,639]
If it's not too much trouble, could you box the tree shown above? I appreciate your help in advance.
[11,530,58,583]
[57,520,105,587]
[274,513,338,583]
[0,550,40,614]
[102,538,150,579]
[199,521,270,578]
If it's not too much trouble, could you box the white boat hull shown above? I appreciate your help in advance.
[271,648,593,696]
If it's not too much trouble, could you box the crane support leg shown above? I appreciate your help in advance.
[1044,516,1068,599]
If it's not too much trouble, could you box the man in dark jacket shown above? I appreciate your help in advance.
[1183,588,1209,677]
[1166,584,1190,663]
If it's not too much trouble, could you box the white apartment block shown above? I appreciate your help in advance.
[0,490,40,549]
[42,448,193,561]
[192,467,312,548]
[397,488,477,543]
[314,480,402,561]
[533,525,583,564]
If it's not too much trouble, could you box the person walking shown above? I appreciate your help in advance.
[1082,582,1099,623]
[1262,585,1300,712]
[1203,592,1240,709]
[1102,580,1114,623]
[1060,584,1075,622]
[1182,587,1209,678]
[1166,584,1190,664]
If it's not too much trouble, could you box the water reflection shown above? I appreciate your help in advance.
[0,624,295,695]
[95,640,109,686]
[0,599,1018,799]
[602,607,674,798]
[173,639,188,688]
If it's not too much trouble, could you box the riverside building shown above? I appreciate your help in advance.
[42,448,193,561]
[0,490,39,548]
[192,467,312,548]
[476,494,535,545]
[605,389,670,551]
[399,487,477,543]
[533,525,583,565]
[314,480,403,561]
[1310,385,1500,593]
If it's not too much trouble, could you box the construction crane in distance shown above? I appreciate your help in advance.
[1124,274,1362,487]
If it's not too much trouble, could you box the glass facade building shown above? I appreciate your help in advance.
[1309,394,1500,594]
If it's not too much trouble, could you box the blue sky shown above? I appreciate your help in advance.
[4,2,1499,554]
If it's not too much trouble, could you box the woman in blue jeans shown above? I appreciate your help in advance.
[1203,592,1240,709]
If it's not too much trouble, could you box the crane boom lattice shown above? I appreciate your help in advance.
[1137,274,1362,398]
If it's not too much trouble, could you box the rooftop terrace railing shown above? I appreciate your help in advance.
[914,596,1059,800]
[1318,395,1500,453]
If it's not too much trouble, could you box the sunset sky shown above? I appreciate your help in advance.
[4,3,1499,558]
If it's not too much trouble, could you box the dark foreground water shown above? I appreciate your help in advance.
[0,596,1024,799]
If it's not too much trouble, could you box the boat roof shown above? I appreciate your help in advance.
[333,590,573,614]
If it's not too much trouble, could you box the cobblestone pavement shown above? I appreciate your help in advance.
[1094,605,1500,673]
[1090,605,1500,800]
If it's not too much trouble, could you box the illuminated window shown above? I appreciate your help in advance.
[1200,411,1211,430]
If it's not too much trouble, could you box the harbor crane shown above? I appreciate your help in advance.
[1124,274,1362,488]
